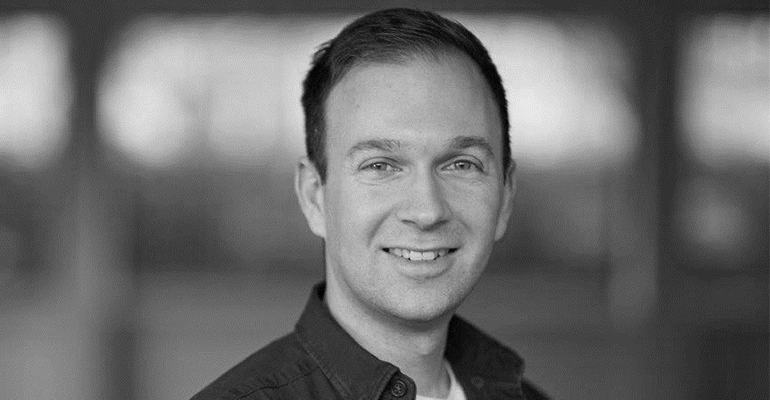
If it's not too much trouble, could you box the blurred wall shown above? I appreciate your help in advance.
[0,1,767,399]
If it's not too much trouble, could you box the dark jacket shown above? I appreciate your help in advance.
[191,282,549,400]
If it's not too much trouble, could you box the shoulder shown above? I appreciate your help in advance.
[522,379,551,400]
[189,332,319,400]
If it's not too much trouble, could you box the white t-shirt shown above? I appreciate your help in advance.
[415,361,467,400]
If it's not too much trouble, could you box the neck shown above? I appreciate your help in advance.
[325,281,452,398]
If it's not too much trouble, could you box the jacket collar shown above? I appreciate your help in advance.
[294,282,399,399]
[294,282,526,399]
[445,314,526,398]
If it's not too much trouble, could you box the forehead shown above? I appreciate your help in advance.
[324,54,502,155]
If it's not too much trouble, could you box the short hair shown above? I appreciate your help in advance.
[301,8,511,183]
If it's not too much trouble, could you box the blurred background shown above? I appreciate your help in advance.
[0,0,767,399]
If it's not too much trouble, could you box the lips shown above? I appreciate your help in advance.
[385,247,457,261]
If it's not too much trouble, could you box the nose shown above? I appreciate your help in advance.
[396,171,450,230]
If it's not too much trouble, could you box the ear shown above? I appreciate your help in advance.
[495,161,516,241]
[295,157,327,239]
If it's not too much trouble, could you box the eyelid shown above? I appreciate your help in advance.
[359,158,401,171]
[443,156,484,171]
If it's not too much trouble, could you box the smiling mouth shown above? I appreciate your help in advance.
[384,247,458,261]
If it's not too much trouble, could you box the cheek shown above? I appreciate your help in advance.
[324,180,394,244]
[445,183,502,224]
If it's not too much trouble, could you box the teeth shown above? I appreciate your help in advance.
[388,248,449,261]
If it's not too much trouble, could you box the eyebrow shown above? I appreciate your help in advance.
[450,136,495,159]
[345,135,495,158]
[346,138,403,158]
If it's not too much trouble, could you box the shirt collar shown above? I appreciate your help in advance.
[294,282,525,399]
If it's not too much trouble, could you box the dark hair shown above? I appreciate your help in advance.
[301,8,511,182]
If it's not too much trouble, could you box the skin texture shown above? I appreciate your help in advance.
[295,54,515,397]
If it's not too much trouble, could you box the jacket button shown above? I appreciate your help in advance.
[390,379,407,397]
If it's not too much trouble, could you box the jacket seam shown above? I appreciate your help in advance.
[294,330,354,400]
[230,361,321,399]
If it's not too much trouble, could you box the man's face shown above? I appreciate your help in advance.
[299,54,514,324]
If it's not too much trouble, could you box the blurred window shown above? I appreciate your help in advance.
[97,16,343,171]
[674,14,769,270]
[0,14,71,295]
[0,14,71,171]
[680,15,768,167]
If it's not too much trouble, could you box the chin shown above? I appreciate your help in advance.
[382,290,461,325]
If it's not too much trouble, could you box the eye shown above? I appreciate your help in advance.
[360,160,400,175]
[365,162,392,171]
[445,159,482,172]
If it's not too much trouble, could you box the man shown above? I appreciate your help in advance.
[193,8,548,400]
